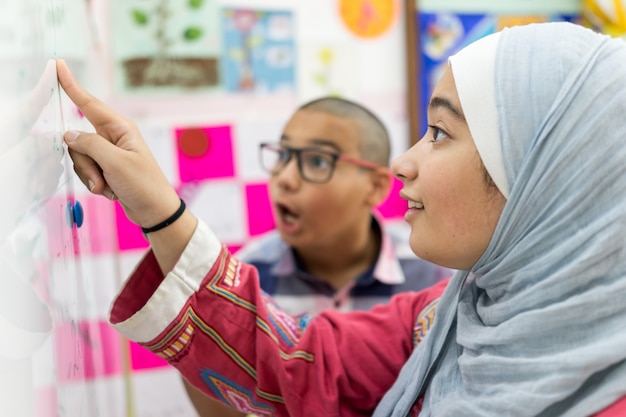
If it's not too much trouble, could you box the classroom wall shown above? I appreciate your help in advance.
[83,2,412,415]
[9,0,620,416]
[1,1,412,416]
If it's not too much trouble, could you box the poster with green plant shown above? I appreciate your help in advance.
[111,0,221,94]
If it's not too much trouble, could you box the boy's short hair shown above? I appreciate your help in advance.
[298,96,391,167]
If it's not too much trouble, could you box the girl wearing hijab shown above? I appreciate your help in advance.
[59,21,626,416]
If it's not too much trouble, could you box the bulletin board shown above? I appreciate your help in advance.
[406,0,583,144]
[104,3,412,414]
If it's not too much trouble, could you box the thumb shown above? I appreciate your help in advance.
[64,130,120,198]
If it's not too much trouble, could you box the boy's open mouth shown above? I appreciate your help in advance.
[277,203,299,224]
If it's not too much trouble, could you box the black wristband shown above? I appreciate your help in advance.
[141,198,186,234]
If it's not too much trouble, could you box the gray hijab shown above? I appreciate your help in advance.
[374,22,626,417]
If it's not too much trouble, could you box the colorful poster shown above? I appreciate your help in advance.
[582,0,626,37]
[416,10,580,135]
[111,0,221,94]
[221,9,295,93]
[417,0,581,14]
[338,0,400,38]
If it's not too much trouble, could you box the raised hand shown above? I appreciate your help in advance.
[56,59,180,229]
[57,59,197,274]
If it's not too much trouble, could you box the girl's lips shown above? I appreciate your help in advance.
[399,190,424,210]
[404,201,424,222]
[408,200,424,209]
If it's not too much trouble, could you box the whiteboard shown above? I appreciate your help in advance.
[0,0,123,416]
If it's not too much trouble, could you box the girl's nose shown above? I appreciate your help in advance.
[391,142,420,182]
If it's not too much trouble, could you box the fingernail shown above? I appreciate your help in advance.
[105,191,116,200]
[88,180,95,192]
[65,130,80,142]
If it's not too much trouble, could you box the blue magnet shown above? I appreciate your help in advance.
[73,200,84,228]
[65,200,84,228]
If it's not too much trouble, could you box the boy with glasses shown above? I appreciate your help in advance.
[182,96,452,416]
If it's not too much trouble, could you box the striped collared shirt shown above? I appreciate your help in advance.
[234,216,452,317]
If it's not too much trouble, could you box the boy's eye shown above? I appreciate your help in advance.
[304,153,332,170]
[277,148,291,162]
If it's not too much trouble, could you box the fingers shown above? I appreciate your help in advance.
[64,130,119,199]
[56,60,128,137]
[67,148,106,196]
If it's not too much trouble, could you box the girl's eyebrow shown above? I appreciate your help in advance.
[429,96,466,121]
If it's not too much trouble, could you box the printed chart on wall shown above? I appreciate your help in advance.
[221,8,296,94]
[413,0,582,136]
[111,0,221,94]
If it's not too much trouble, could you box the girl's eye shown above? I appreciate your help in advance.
[428,125,448,143]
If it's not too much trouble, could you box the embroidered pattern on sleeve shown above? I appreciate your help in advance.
[155,322,194,359]
[200,368,276,416]
[205,249,314,362]
[260,291,304,347]
[141,305,287,408]
[413,298,439,347]
[140,307,196,360]
[141,248,320,413]
[206,247,257,312]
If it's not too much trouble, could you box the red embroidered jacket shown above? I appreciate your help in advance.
[108,222,626,417]
[109,222,445,416]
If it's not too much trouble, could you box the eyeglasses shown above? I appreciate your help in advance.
[259,143,380,184]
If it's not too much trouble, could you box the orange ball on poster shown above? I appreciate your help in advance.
[338,0,399,38]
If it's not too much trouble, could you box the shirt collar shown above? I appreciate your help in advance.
[270,212,407,286]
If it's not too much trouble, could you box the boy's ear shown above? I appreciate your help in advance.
[366,167,392,207]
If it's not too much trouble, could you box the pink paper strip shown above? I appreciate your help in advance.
[114,202,149,251]
[176,125,235,182]
[54,320,123,382]
[376,177,406,219]
[245,182,275,236]
[129,341,169,370]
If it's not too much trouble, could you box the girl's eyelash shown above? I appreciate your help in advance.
[427,125,446,143]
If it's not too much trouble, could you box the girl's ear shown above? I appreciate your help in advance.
[366,168,392,207]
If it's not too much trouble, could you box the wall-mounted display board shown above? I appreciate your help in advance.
[405,0,582,144]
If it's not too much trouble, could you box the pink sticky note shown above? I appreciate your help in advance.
[245,182,275,236]
[227,244,243,254]
[44,194,117,258]
[377,177,406,219]
[78,195,118,255]
[129,341,169,370]
[54,320,123,382]
[176,125,235,182]
[114,202,149,251]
